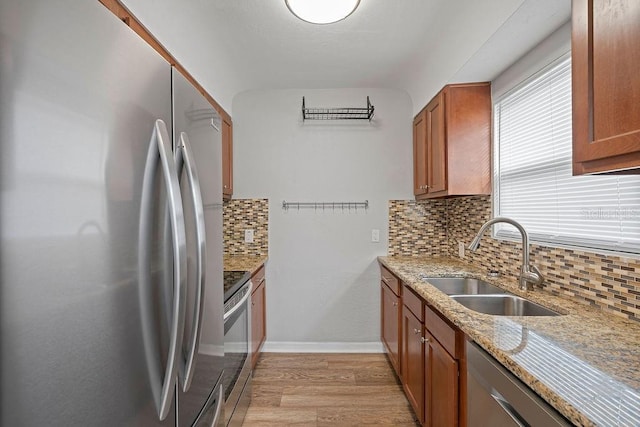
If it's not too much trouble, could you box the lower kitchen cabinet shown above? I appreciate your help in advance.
[379,263,464,427]
[403,305,425,425]
[425,331,459,427]
[380,265,402,376]
[424,304,463,427]
[251,265,266,368]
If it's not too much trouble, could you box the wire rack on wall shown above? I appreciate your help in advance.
[301,96,374,121]
[282,200,369,212]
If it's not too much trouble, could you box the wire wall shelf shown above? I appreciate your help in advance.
[301,96,374,121]
[282,200,369,212]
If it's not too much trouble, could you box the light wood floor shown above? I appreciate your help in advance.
[243,353,420,426]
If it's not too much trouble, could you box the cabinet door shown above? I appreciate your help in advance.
[251,280,266,368]
[402,306,425,424]
[425,332,459,427]
[413,111,428,196]
[222,119,233,198]
[426,92,447,194]
[381,282,401,376]
[572,0,640,174]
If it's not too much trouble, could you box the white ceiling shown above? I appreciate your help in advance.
[123,0,570,114]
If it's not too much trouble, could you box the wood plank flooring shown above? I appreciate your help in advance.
[243,353,420,426]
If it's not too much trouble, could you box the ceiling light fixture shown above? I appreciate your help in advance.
[285,0,360,25]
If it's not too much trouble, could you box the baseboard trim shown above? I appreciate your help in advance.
[261,341,384,353]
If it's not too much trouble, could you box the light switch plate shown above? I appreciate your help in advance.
[371,229,380,243]
[459,242,465,258]
[244,229,254,243]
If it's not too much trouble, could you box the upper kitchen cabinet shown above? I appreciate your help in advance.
[222,118,233,199]
[572,0,640,174]
[413,83,492,199]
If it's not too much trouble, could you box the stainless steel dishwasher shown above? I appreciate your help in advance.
[466,340,571,427]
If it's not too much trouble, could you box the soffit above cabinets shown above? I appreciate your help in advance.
[122,0,570,113]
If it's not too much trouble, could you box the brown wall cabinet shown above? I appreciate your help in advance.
[380,266,402,376]
[222,118,233,199]
[251,265,266,368]
[413,83,492,199]
[572,0,640,174]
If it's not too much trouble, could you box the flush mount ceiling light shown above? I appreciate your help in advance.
[285,0,360,24]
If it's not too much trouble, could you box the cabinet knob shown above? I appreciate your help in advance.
[413,328,421,334]
[224,185,228,189]
[421,337,430,344]
[392,302,398,306]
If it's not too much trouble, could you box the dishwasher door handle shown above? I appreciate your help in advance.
[491,393,527,427]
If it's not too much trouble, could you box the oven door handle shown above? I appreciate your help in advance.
[224,281,253,323]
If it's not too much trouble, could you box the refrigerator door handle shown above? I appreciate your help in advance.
[139,119,187,421]
[175,132,207,393]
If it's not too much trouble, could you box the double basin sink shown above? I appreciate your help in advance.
[420,276,560,317]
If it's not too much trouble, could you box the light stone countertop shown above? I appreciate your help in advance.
[223,255,267,275]
[378,256,640,427]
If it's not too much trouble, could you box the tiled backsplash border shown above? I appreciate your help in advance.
[389,197,640,322]
[223,199,269,256]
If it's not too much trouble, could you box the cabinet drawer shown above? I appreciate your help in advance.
[380,266,400,296]
[403,284,423,322]
[252,264,265,288]
[425,305,461,359]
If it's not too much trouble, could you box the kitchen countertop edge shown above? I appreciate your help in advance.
[224,255,268,276]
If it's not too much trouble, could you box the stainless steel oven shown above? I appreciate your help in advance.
[222,273,253,427]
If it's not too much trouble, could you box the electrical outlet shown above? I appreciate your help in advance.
[244,229,254,243]
[458,242,465,258]
[371,229,380,243]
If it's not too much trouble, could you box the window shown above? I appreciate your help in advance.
[494,55,640,255]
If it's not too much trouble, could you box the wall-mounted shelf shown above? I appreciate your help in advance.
[302,96,374,121]
[282,200,369,211]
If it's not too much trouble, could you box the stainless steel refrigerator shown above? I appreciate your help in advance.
[0,0,224,425]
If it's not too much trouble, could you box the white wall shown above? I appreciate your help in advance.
[492,22,571,100]
[233,89,413,350]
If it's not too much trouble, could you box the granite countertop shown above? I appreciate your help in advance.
[378,256,640,427]
[223,255,267,275]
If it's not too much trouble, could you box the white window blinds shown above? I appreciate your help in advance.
[494,55,640,255]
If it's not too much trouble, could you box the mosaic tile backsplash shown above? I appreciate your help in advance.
[223,199,268,257]
[389,197,640,322]
[388,200,447,256]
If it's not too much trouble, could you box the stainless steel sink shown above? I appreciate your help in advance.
[450,295,560,317]
[421,277,507,295]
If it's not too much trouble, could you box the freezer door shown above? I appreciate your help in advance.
[172,69,225,426]
[0,1,179,425]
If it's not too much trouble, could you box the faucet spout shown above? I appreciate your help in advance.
[467,217,543,291]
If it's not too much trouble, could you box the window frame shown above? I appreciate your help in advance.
[491,52,640,258]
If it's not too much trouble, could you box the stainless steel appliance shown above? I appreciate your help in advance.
[172,70,225,426]
[0,1,224,425]
[466,340,571,427]
[223,272,253,427]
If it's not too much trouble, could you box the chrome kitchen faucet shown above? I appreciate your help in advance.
[467,217,544,291]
